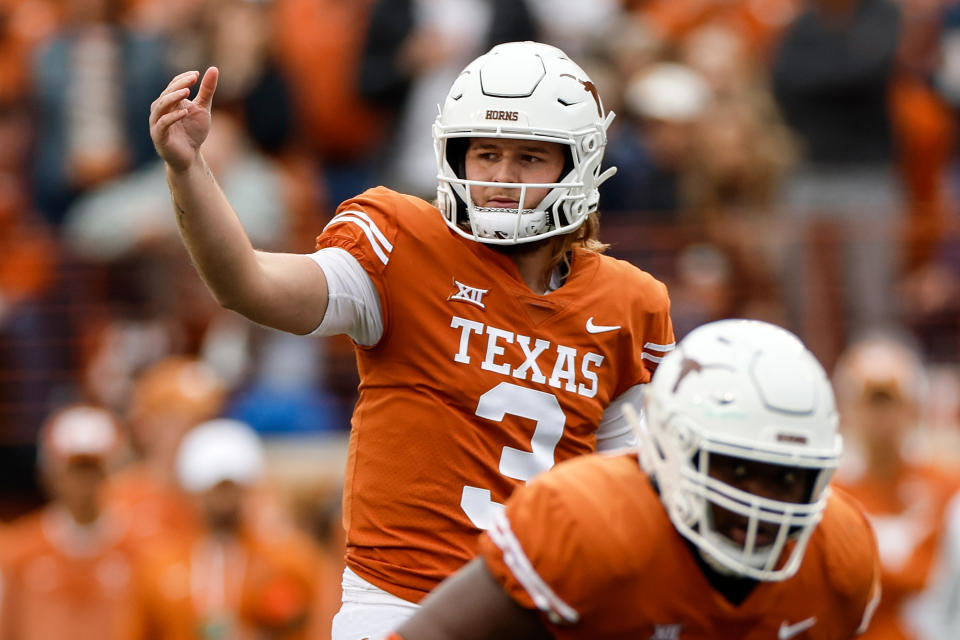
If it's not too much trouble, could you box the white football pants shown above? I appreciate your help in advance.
[331,567,420,640]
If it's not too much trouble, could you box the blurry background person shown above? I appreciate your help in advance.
[125,418,316,640]
[603,61,712,221]
[357,0,538,199]
[104,355,227,547]
[0,95,64,501]
[771,0,904,364]
[0,404,137,640]
[29,0,169,226]
[832,330,960,640]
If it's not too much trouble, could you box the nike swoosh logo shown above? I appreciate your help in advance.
[779,617,817,640]
[586,317,621,334]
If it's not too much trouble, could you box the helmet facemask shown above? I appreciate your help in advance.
[670,440,836,581]
[433,42,616,245]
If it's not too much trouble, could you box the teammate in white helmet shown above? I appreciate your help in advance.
[393,320,881,640]
[149,41,674,638]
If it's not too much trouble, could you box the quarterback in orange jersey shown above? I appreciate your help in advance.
[830,333,960,640]
[149,40,674,638]
[394,320,882,640]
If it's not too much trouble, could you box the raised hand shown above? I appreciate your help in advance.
[149,67,219,173]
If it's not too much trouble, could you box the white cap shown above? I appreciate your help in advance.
[42,405,120,465]
[625,62,711,121]
[175,418,265,493]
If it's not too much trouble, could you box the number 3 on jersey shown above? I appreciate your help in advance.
[460,382,565,530]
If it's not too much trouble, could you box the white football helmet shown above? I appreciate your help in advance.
[634,319,842,581]
[433,41,616,244]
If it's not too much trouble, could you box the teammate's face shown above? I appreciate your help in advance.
[464,138,566,210]
[707,454,814,548]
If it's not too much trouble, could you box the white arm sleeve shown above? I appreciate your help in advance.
[307,248,383,346]
[595,384,644,452]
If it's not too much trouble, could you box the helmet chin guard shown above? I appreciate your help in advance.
[433,41,616,245]
[626,319,842,582]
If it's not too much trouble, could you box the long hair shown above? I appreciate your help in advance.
[550,211,608,276]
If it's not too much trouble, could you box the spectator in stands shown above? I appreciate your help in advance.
[198,0,297,155]
[0,405,138,640]
[125,418,316,639]
[602,61,712,220]
[29,0,170,225]
[0,96,64,447]
[64,111,300,413]
[771,0,904,361]
[0,0,58,104]
[832,330,960,640]
[357,0,538,199]
[104,355,227,546]
[271,0,387,210]
[897,218,960,363]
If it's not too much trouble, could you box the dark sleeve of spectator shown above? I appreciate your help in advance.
[771,0,901,97]
[243,61,295,154]
[486,0,540,50]
[358,0,416,108]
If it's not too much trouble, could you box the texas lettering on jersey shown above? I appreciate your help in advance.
[450,316,604,399]
[316,187,674,603]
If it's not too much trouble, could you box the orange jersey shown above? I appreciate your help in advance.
[124,529,317,640]
[103,465,199,546]
[315,187,674,602]
[479,453,881,640]
[834,464,960,640]
[0,507,138,640]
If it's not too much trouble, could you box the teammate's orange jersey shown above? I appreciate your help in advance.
[0,507,139,640]
[834,464,960,640]
[315,187,674,602]
[479,453,882,640]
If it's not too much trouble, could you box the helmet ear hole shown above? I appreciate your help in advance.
[569,199,586,221]
[580,134,600,154]
[444,137,471,226]
[446,138,470,179]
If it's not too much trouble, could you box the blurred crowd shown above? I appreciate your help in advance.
[3,0,960,637]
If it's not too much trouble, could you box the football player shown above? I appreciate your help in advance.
[392,319,881,639]
[149,41,674,638]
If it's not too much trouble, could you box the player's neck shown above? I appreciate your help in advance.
[495,237,565,294]
[687,538,759,606]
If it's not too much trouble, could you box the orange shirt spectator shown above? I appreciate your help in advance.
[0,404,139,640]
[833,332,960,640]
[103,356,227,546]
[124,418,317,640]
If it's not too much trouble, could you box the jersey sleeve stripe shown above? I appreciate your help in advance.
[489,510,580,624]
[327,209,394,251]
[857,578,882,634]
[324,214,391,265]
[641,352,666,363]
[643,341,675,352]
